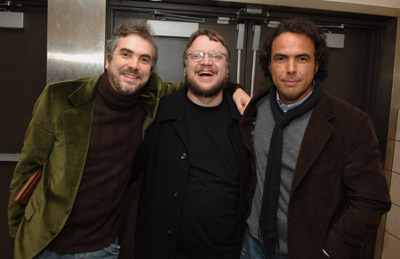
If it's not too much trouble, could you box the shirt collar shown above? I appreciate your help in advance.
[276,87,313,113]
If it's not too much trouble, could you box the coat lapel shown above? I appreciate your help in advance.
[290,92,335,197]
[172,88,190,151]
[139,72,163,136]
[64,76,100,201]
[156,86,190,150]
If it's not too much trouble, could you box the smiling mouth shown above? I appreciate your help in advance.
[124,73,140,80]
[198,71,214,77]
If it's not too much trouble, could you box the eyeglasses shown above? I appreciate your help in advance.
[186,50,227,62]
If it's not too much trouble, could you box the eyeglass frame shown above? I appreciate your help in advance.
[185,50,228,63]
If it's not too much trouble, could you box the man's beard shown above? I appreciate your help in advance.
[185,75,228,98]
[107,68,145,95]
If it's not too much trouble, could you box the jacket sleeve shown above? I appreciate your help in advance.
[324,115,391,258]
[7,85,55,237]
[160,80,185,97]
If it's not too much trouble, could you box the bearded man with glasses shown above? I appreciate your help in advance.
[132,28,252,259]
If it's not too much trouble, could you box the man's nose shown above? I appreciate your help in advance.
[129,56,140,69]
[286,59,296,73]
[200,53,213,65]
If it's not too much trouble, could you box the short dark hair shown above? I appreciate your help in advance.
[182,28,230,67]
[259,17,329,81]
[106,19,158,71]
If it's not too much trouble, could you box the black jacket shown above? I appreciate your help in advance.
[133,86,252,259]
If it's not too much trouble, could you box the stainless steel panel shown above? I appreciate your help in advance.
[47,0,106,84]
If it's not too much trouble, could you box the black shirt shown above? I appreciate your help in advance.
[176,95,240,259]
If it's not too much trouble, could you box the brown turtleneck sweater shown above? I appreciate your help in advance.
[49,72,146,253]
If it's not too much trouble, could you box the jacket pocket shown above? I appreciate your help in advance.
[24,198,37,221]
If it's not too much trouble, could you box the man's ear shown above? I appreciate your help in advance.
[105,57,110,70]
[315,62,319,75]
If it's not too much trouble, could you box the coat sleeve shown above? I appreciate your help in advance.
[324,115,391,258]
[160,80,185,97]
[7,85,55,237]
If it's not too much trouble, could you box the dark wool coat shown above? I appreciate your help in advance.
[240,86,391,259]
[134,87,252,259]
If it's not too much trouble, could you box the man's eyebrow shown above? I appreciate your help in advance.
[273,53,311,58]
[119,48,134,54]
[273,53,288,58]
[119,48,151,59]
[296,53,311,58]
[140,53,152,59]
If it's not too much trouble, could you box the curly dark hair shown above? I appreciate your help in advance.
[106,19,158,72]
[259,17,329,81]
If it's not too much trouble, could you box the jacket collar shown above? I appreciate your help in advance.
[290,91,336,196]
[138,72,166,120]
[68,75,102,106]
[67,72,165,120]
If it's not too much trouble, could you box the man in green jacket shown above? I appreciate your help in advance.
[8,19,248,259]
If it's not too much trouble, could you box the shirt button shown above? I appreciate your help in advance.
[180,153,187,160]
[167,229,173,235]
[51,229,57,235]
[173,192,179,198]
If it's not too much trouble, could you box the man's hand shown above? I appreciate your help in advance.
[233,88,250,115]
